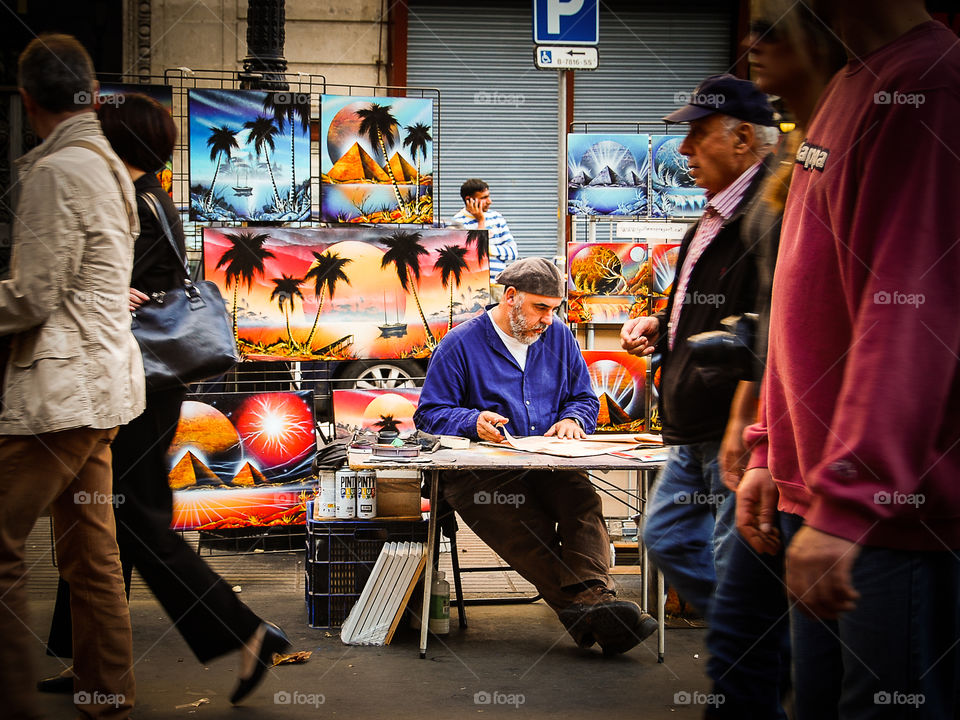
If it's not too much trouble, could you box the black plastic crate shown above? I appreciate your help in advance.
[304,505,427,629]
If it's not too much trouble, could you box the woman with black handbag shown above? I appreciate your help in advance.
[40,93,289,705]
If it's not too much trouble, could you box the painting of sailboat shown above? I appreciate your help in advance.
[320,94,433,224]
[202,226,488,361]
[188,88,311,222]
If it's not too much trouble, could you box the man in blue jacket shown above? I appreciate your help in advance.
[415,257,656,655]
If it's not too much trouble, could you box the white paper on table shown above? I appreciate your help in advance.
[492,428,638,457]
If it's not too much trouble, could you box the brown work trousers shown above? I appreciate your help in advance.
[0,427,135,720]
[442,469,612,613]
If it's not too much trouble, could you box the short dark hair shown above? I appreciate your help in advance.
[18,34,96,113]
[460,178,489,201]
[98,93,177,173]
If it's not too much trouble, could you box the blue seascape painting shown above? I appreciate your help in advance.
[567,134,649,216]
[188,89,311,222]
[650,135,707,219]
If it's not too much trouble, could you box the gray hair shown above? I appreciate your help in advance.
[18,34,95,113]
[721,114,780,152]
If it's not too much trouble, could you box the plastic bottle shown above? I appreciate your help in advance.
[428,571,450,635]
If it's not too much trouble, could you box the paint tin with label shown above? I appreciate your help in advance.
[315,471,337,519]
[356,469,377,519]
[335,468,356,519]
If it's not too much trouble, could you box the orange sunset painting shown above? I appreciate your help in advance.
[332,388,421,437]
[203,226,490,361]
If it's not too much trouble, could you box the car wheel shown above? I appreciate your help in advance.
[337,360,424,390]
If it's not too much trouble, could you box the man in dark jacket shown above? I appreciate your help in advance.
[620,74,778,618]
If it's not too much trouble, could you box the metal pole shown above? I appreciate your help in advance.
[556,70,568,260]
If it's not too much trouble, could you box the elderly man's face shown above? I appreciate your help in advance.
[506,289,561,345]
[678,114,750,195]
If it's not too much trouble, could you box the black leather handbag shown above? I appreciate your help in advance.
[132,192,239,391]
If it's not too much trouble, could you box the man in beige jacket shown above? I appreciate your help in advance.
[0,35,145,720]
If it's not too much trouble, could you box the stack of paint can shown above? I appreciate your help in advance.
[313,470,338,520]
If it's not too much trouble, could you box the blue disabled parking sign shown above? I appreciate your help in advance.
[533,0,599,45]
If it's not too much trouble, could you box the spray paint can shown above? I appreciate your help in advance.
[335,468,356,519]
[356,469,377,519]
[315,471,337,519]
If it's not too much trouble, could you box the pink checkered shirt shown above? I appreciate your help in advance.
[668,162,763,350]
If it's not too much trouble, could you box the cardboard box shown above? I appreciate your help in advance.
[375,469,422,518]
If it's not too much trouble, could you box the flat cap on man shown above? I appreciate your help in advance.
[664,73,777,126]
[497,257,565,298]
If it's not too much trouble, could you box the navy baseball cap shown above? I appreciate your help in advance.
[664,74,777,126]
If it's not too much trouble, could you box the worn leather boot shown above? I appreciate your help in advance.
[558,585,657,656]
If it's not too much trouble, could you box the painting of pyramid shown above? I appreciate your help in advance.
[582,350,649,433]
[568,134,649,216]
[166,393,317,530]
[320,94,433,224]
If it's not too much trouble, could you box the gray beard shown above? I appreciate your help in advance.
[508,303,546,346]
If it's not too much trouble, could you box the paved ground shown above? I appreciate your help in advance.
[23,519,713,719]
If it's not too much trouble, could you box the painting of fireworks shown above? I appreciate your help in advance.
[568,134,649,216]
[320,94,433,224]
[649,242,681,313]
[332,389,422,437]
[581,350,649,433]
[166,391,317,531]
[202,226,489,361]
[650,135,706,219]
[188,89,311,222]
[98,83,174,195]
[566,243,649,324]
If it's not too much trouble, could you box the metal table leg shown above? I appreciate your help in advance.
[640,468,666,661]
[419,469,439,658]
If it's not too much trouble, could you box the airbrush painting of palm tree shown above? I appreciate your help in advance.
[262,92,310,210]
[205,126,239,211]
[402,122,431,207]
[373,415,401,436]
[465,229,489,267]
[356,103,409,216]
[270,274,305,351]
[243,115,283,210]
[433,245,469,332]
[215,230,276,343]
[303,250,353,350]
[380,229,436,349]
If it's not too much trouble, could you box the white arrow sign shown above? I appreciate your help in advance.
[535,46,599,70]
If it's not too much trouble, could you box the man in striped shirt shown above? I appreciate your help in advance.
[450,178,518,281]
[620,75,779,619]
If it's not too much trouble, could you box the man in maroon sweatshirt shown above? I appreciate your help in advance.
[738,1,960,717]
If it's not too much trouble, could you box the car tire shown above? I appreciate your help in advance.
[336,360,425,390]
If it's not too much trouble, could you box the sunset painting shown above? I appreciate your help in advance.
[582,350,649,433]
[320,94,433,224]
[332,389,422,437]
[202,226,489,361]
[566,242,650,324]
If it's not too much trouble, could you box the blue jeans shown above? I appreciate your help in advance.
[705,511,800,719]
[642,441,734,617]
[784,517,960,720]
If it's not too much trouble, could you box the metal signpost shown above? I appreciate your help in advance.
[532,0,599,258]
